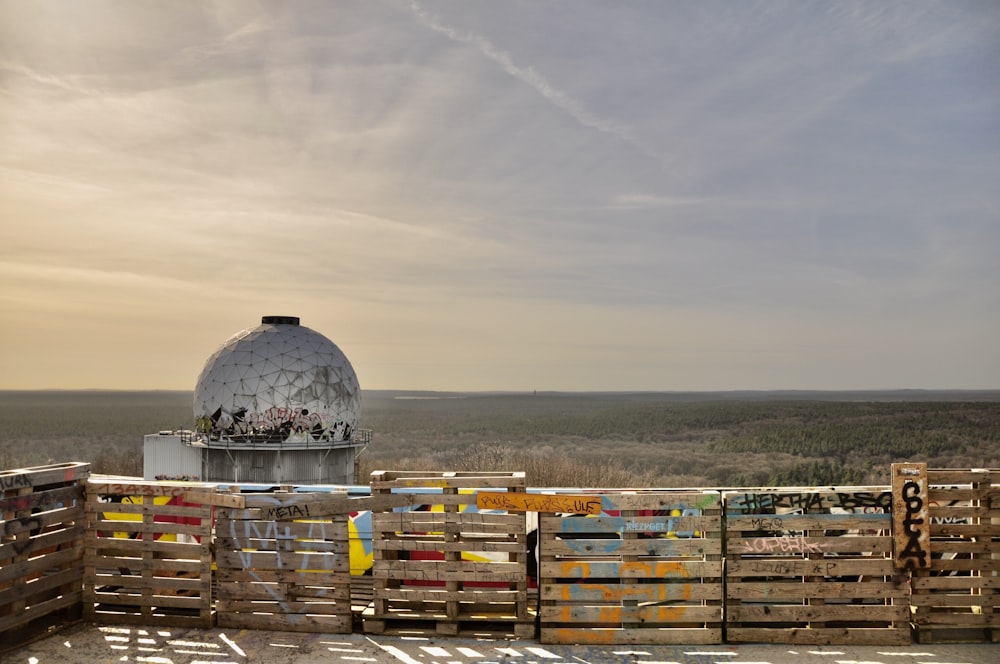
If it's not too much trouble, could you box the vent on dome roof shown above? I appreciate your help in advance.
[261,316,300,325]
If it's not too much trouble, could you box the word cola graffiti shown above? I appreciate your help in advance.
[891,463,931,570]
[899,480,927,569]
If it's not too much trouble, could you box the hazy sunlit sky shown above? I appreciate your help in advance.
[2,1,998,392]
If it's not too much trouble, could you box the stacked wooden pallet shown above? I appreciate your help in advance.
[364,470,532,638]
[84,478,214,628]
[0,462,90,640]
[911,469,999,643]
[725,487,910,645]
[215,489,353,633]
[539,491,723,645]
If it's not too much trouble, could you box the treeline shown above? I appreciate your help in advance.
[362,397,1000,487]
[2,391,998,487]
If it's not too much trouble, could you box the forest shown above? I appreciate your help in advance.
[1,390,998,488]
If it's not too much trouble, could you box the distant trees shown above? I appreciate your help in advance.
[4,392,998,488]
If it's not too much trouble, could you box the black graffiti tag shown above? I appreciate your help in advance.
[899,480,927,569]
[4,516,42,554]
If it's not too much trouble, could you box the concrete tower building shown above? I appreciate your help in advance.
[143,316,370,484]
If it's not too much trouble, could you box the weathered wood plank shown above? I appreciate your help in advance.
[540,627,721,646]
[0,462,90,489]
[373,561,525,583]
[0,523,84,562]
[541,604,721,624]
[477,491,602,514]
[375,538,525,553]
[727,535,892,555]
[541,582,722,603]
[88,479,218,498]
[727,513,890,531]
[0,592,81,633]
[374,587,523,603]
[0,484,84,514]
[728,604,909,622]
[728,581,908,600]
[0,543,82,585]
[727,627,911,645]
[727,558,897,577]
[593,491,721,512]
[913,575,1000,590]
[216,549,349,572]
[542,537,720,557]
[541,559,722,579]
[543,515,718,536]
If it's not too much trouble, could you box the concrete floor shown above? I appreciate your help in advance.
[5,621,998,664]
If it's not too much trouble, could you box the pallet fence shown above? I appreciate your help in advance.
[538,491,723,645]
[83,478,215,627]
[365,470,533,638]
[911,469,999,643]
[0,462,90,640]
[214,489,354,633]
[3,462,1000,646]
[724,486,910,645]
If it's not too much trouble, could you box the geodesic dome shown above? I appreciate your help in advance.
[193,316,361,444]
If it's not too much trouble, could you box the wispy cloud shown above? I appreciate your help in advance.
[407,1,667,170]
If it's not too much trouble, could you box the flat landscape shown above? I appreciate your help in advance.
[1,389,998,487]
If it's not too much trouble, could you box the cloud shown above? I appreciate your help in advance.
[406,1,667,171]
[0,1,997,390]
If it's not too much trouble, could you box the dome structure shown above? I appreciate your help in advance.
[194,316,361,444]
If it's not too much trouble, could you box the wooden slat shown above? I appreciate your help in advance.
[727,627,911,646]
[544,626,722,645]
[365,471,530,637]
[723,487,909,645]
[912,471,1000,644]
[0,462,90,489]
[542,604,721,624]
[214,490,351,634]
[82,482,213,629]
[539,491,723,645]
[1,462,89,647]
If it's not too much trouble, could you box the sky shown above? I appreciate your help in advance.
[1,1,998,393]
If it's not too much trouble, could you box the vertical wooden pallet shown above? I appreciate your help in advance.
[215,490,352,633]
[364,470,532,638]
[539,491,723,645]
[0,463,90,643]
[84,479,214,628]
[725,488,909,645]
[912,469,1000,643]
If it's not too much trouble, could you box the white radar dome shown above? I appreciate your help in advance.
[194,316,361,444]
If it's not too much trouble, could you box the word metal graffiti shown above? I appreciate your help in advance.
[892,463,930,570]
[477,491,602,515]
[258,503,313,521]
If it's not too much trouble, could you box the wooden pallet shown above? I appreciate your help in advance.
[912,469,1000,643]
[539,491,723,645]
[215,490,353,633]
[725,487,910,645]
[364,471,533,638]
[0,463,90,644]
[84,478,214,628]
